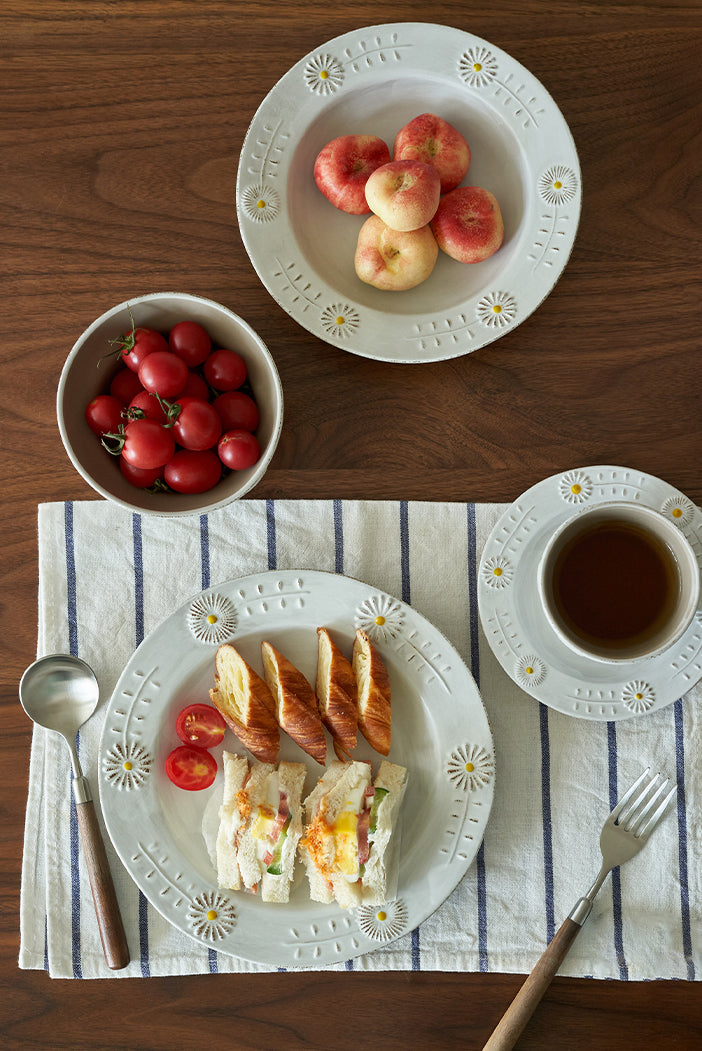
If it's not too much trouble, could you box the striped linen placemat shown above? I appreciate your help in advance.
[19,499,701,978]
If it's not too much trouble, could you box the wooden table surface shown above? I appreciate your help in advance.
[2,1,700,1047]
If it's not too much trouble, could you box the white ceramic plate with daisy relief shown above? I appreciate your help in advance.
[99,570,494,967]
[236,21,581,363]
[478,466,702,720]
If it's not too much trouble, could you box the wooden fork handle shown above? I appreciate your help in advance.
[75,799,131,970]
[482,918,582,1050]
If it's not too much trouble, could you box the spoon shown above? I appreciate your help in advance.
[20,654,130,970]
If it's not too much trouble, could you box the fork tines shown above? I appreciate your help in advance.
[614,768,677,840]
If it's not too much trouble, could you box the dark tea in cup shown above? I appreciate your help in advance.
[539,504,699,661]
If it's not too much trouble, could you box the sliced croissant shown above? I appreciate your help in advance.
[210,644,279,764]
[352,629,391,756]
[315,627,357,759]
[261,641,327,765]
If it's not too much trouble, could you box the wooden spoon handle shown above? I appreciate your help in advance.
[482,918,582,1050]
[75,799,130,970]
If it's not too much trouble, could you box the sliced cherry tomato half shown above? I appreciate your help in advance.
[175,703,226,749]
[164,745,217,791]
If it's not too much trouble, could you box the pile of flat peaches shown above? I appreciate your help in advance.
[314,113,504,291]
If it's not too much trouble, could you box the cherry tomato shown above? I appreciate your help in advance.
[118,326,169,373]
[127,390,168,424]
[218,429,260,471]
[85,394,124,436]
[203,348,247,391]
[213,390,260,433]
[110,367,143,405]
[164,449,222,493]
[121,418,175,469]
[169,320,211,367]
[172,398,222,451]
[179,370,210,401]
[138,350,188,399]
[165,745,217,791]
[119,458,164,488]
[175,703,226,749]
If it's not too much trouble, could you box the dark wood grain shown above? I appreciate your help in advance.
[2,2,701,1048]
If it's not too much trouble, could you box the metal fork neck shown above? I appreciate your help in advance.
[569,863,611,926]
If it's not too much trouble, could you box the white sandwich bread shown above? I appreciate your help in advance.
[299,759,408,909]
[204,750,306,903]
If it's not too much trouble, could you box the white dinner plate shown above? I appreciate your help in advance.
[236,22,581,363]
[99,570,494,967]
[478,466,702,720]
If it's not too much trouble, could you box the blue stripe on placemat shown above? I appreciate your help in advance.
[200,513,211,591]
[266,498,277,570]
[539,704,555,944]
[399,501,421,971]
[132,513,151,978]
[673,698,695,980]
[466,503,489,972]
[333,499,344,574]
[199,513,220,976]
[64,502,83,978]
[607,721,628,980]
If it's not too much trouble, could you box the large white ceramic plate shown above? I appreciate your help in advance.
[236,22,581,363]
[99,570,494,967]
[478,466,702,720]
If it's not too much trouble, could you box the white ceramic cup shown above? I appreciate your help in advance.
[538,502,700,662]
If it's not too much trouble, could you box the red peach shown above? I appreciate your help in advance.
[354,215,439,291]
[364,159,441,232]
[430,186,504,264]
[394,113,471,194]
[314,134,391,214]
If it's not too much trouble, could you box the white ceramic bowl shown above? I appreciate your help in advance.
[57,293,283,516]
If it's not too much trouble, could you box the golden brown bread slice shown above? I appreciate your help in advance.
[261,641,327,765]
[315,627,358,760]
[210,644,279,764]
[352,629,391,756]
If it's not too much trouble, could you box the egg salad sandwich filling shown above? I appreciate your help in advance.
[299,759,408,909]
[205,750,306,903]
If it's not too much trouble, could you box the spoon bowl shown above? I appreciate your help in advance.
[19,653,130,970]
[20,653,99,744]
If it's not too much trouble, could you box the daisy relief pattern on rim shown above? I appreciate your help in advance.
[478,466,702,720]
[235,22,581,363]
[530,165,581,272]
[442,743,495,864]
[458,44,544,128]
[304,30,411,94]
[101,667,156,791]
[98,569,494,968]
[358,900,409,942]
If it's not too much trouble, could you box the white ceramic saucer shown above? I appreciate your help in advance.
[478,466,702,720]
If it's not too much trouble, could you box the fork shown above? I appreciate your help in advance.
[483,768,677,1051]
